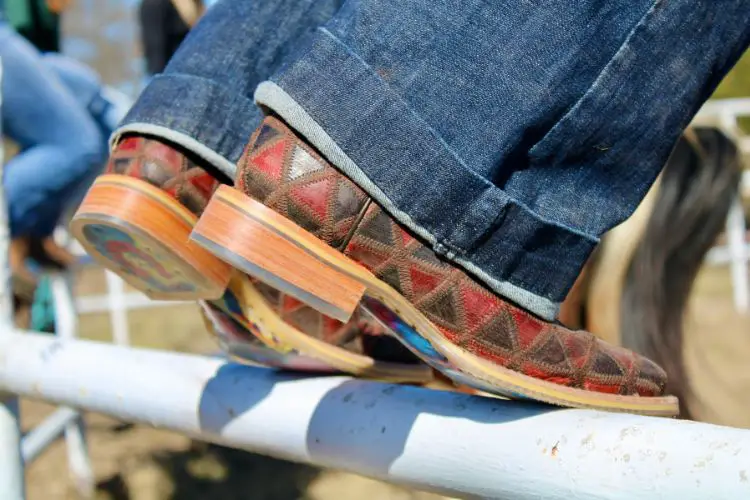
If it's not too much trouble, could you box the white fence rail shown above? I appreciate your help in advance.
[2,331,750,500]
[0,56,25,500]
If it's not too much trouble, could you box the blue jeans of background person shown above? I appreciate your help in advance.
[0,22,107,238]
[42,53,120,140]
[118,0,750,320]
[40,53,130,211]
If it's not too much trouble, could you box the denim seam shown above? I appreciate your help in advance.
[255,81,562,320]
[527,0,660,160]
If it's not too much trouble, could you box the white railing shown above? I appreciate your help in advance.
[0,57,26,500]
[2,330,750,500]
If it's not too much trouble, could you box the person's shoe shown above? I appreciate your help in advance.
[28,237,78,270]
[71,136,432,383]
[11,272,37,330]
[10,237,40,286]
[191,116,679,416]
[9,239,38,330]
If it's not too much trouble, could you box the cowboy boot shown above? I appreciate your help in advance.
[191,115,678,416]
[71,136,232,300]
[71,136,431,383]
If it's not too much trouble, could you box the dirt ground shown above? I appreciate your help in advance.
[19,258,750,499]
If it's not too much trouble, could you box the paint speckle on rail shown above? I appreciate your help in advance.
[709,441,730,450]
[740,470,748,482]
[551,442,559,457]
[619,426,642,440]
[40,341,64,362]
[581,433,594,447]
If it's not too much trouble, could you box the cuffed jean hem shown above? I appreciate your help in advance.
[113,72,265,178]
[112,41,596,321]
[256,29,602,321]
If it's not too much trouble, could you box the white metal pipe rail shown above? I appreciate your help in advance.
[0,57,26,500]
[21,407,79,463]
[1,331,749,500]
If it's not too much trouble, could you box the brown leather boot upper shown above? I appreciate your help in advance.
[236,116,668,397]
[109,136,220,216]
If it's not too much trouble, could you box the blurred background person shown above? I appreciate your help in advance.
[0,11,107,320]
[4,0,69,52]
[139,0,204,77]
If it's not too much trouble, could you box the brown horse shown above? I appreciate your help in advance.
[560,125,745,420]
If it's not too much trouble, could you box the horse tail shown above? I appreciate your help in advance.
[620,127,742,419]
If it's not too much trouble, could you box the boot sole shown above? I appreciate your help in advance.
[212,275,433,383]
[70,174,232,301]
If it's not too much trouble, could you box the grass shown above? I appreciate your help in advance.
[713,50,750,100]
[713,50,750,131]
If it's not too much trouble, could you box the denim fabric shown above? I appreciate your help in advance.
[117,0,346,177]
[0,22,106,237]
[118,0,750,320]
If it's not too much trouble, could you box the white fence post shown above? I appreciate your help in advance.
[105,270,130,345]
[50,273,95,497]
[0,57,26,500]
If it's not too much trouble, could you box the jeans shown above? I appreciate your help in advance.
[1,22,107,238]
[118,0,750,320]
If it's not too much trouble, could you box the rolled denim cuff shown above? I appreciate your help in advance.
[255,30,598,320]
[113,73,265,179]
